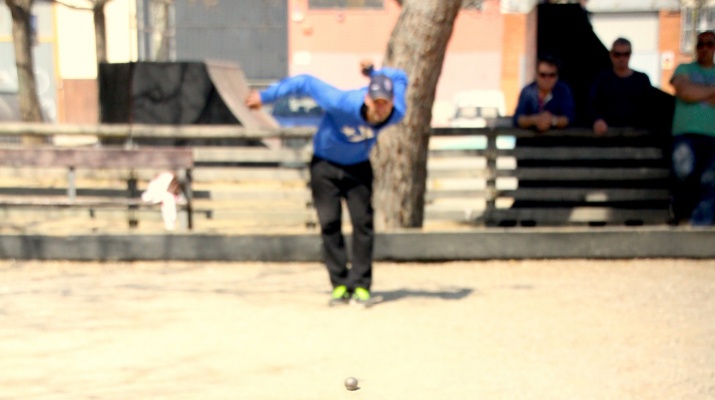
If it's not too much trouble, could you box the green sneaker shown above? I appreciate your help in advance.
[329,285,350,306]
[351,287,371,306]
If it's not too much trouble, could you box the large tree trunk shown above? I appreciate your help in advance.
[371,0,461,229]
[93,0,112,123]
[5,0,43,124]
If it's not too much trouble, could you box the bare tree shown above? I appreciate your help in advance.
[92,0,112,63]
[51,0,113,123]
[53,0,114,64]
[5,0,43,123]
[371,0,462,229]
[57,0,208,63]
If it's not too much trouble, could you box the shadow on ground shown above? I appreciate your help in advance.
[375,287,474,304]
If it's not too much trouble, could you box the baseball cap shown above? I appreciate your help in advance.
[368,74,394,101]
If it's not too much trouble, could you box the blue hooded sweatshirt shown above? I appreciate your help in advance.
[260,67,408,166]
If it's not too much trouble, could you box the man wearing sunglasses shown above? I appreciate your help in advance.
[513,55,575,132]
[670,30,715,225]
[589,37,653,136]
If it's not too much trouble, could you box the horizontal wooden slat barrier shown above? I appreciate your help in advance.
[493,131,671,226]
[0,124,673,230]
[0,122,316,139]
[0,147,193,169]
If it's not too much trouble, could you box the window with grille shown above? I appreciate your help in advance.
[681,7,715,52]
[136,0,176,61]
[308,0,384,9]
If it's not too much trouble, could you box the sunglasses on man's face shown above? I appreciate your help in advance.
[696,41,715,49]
[538,72,557,78]
[611,51,631,58]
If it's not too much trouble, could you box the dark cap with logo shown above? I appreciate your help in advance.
[368,74,394,100]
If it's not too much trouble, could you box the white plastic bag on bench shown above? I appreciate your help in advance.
[141,172,181,230]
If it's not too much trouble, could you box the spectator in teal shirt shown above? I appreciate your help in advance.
[670,30,715,225]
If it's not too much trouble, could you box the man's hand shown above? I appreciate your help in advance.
[593,119,608,136]
[245,90,262,110]
[360,59,374,77]
[534,111,553,132]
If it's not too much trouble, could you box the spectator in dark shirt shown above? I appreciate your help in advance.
[513,55,576,132]
[589,37,652,135]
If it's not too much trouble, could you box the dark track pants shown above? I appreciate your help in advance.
[309,156,374,291]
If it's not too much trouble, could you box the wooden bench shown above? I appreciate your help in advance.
[0,124,318,233]
[0,146,195,230]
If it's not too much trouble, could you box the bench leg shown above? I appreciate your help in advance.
[127,173,139,228]
[67,167,76,201]
[173,169,194,230]
[183,169,193,230]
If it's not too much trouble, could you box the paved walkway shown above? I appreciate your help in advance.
[1,259,714,399]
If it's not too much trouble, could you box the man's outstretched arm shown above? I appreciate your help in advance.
[246,75,348,116]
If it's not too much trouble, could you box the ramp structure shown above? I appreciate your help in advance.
[98,61,278,129]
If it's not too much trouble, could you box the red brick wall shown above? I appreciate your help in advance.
[58,79,98,123]
[659,10,690,94]
[500,10,536,114]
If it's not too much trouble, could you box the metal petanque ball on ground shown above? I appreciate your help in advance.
[344,376,359,391]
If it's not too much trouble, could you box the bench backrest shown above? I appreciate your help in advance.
[0,147,193,169]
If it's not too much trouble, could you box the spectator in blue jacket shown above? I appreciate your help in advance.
[513,55,575,132]
[246,60,408,306]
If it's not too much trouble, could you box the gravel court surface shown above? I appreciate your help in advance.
[0,259,714,399]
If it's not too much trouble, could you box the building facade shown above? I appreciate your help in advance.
[585,0,683,94]
[3,0,711,124]
[287,0,534,126]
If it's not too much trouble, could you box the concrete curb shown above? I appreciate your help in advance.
[0,227,713,261]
